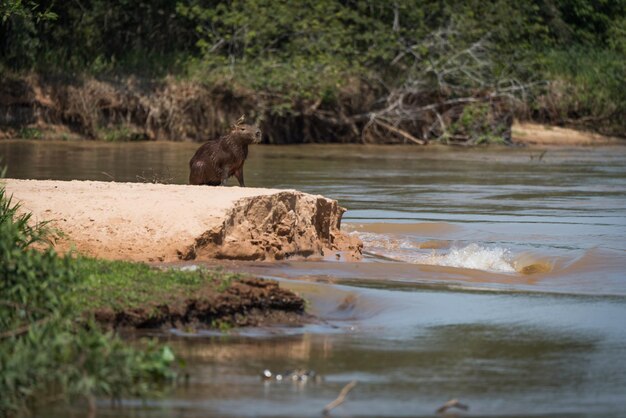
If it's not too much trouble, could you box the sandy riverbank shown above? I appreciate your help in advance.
[511,122,622,146]
[3,179,362,262]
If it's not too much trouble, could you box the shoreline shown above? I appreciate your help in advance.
[3,179,362,263]
[1,178,335,332]
[75,258,313,331]
[1,121,622,146]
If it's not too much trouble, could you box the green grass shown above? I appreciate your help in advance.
[97,126,148,142]
[74,258,242,312]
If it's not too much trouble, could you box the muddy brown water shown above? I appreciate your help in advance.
[2,140,626,417]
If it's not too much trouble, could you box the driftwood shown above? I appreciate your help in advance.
[322,380,357,415]
[371,119,426,145]
[436,398,469,414]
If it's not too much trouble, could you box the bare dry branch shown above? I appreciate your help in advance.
[374,119,426,144]
[436,398,469,414]
[322,380,357,416]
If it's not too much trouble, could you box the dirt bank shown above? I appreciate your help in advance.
[92,276,310,330]
[3,179,361,262]
[511,122,622,146]
[0,73,517,145]
[2,74,625,145]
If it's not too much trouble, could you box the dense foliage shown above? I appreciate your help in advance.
[1,1,624,139]
[0,184,176,417]
[2,1,624,75]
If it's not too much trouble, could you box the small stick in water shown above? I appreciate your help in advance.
[322,380,357,416]
[436,398,469,414]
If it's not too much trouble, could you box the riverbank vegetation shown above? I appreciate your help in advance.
[0,184,175,416]
[1,1,624,143]
[76,259,307,329]
[0,181,305,416]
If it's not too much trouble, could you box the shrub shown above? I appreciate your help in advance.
[534,47,626,136]
[0,184,176,417]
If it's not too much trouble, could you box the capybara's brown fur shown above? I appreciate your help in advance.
[189,116,262,186]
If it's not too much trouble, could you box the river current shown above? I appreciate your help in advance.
[2,140,626,417]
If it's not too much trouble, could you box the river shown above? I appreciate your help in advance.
[2,140,626,417]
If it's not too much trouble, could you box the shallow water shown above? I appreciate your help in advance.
[3,140,626,417]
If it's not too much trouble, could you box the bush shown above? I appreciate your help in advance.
[533,47,626,135]
[0,185,176,417]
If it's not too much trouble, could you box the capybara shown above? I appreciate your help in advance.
[189,116,261,186]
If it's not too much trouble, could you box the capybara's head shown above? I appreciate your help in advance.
[229,116,262,144]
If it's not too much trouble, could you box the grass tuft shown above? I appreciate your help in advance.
[75,258,242,312]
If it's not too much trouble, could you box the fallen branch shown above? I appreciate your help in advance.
[374,119,426,145]
[436,398,469,414]
[322,380,357,416]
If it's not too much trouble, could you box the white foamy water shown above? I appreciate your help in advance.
[413,243,516,272]
[357,232,516,273]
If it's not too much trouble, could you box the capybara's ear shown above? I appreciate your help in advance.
[230,115,245,131]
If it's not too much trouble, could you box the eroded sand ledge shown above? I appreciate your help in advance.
[3,179,362,262]
[512,122,622,146]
